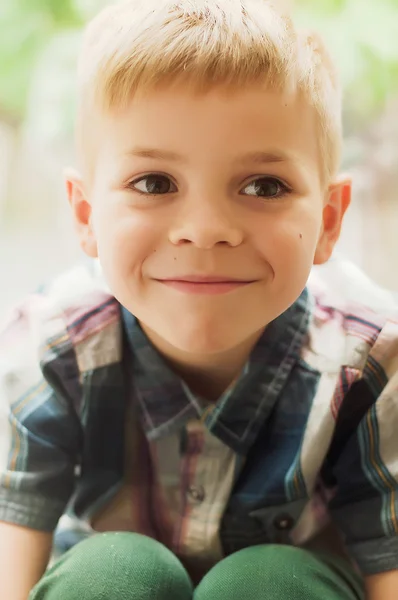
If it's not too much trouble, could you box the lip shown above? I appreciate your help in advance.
[154,276,257,295]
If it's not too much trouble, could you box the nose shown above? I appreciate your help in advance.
[168,194,244,249]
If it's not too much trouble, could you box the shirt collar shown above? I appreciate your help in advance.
[122,286,312,453]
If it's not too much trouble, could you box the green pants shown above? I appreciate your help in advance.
[29,532,364,599]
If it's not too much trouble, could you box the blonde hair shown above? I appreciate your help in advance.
[77,0,342,181]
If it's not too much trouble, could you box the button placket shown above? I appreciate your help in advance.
[177,421,236,564]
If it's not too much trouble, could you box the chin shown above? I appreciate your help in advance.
[167,325,238,356]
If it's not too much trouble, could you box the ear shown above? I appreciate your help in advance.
[313,175,351,265]
[64,167,98,258]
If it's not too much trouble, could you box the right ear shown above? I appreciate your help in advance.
[64,167,98,258]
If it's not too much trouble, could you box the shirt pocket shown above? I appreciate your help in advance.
[221,497,308,555]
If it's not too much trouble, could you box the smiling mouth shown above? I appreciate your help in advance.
[154,276,257,295]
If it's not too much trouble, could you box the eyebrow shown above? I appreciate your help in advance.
[125,147,295,165]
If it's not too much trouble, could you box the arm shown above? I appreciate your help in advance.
[0,522,53,600]
[326,319,398,588]
[0,295,82,597]
[365,570,398,600]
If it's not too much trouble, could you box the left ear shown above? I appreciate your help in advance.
[313,175,352,265]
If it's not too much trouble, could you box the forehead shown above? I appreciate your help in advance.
[98,83,320,173]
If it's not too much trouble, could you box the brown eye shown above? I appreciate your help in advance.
[131,174,176,195]
[242,177,289,198]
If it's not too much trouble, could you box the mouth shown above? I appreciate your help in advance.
[154,275,258,295]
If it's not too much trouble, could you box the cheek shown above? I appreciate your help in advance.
[258,207,322,264]
[93,204,159,272]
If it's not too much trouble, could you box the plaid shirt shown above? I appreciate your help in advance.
[1,259,398,579]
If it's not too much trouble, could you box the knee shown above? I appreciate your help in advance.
[194,544,359,600]
[195,544,303,599]
[30,532,193,600]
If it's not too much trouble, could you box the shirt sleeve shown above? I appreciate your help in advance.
[0,293,83,532]
[327,319,398,575]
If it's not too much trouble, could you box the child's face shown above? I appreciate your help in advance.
[68,83,350,356]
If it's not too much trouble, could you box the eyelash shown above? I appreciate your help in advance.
[127,173,292,200]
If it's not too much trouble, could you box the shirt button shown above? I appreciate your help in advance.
[187,485,206,504]
[273,513,295,531]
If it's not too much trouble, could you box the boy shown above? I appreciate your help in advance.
[1,0,398,598]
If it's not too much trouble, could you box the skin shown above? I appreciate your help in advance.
[66,81,396,598]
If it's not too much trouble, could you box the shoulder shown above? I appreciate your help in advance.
[306,257,398,375]
[0,261,123,402]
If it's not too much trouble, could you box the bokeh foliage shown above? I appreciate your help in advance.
[0,0,397,130]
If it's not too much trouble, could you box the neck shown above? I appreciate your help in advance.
[140,325,265,402]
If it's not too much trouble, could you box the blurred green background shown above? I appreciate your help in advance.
[0,0,398,314]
